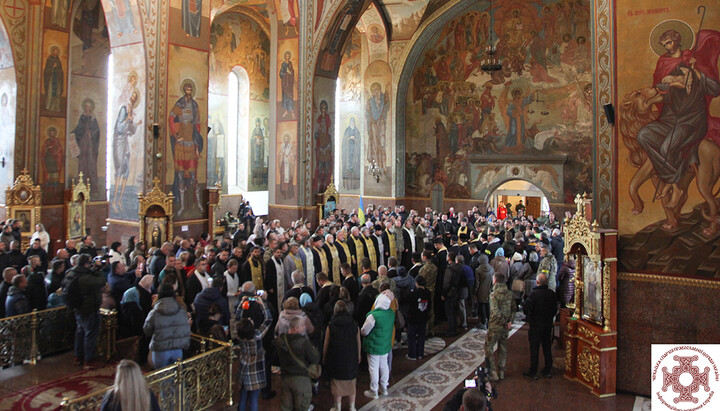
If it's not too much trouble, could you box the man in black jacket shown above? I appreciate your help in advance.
[522,273,557,379]
[0,267,16,318]
[71,254,107,368]
[340,263,359,304]
[354,273,378,325]
[441,252,462,337]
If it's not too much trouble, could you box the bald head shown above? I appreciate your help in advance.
[3,267,17,283]
[536,273,548,286]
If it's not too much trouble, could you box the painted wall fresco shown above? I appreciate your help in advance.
[170,0,211,50]
[166,46,208,220]
[338,28,363,193]
[67,0,110,201]
[276,120,297,201]
[41,30,69,118]
[616,1,720,278]
[0,22,16,204]
[108,45,145,219]
[209,11,270,191]
[403,0,593,204]
[39,116,66,193]
[364,60,392,196]
[313,75,335,194]
[383,0,429,41]
[99,0,142,47]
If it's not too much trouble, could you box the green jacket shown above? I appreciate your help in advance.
[489,283,515,328]
[362,308,394,355]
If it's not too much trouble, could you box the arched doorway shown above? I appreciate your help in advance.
[0,19,16,205]
[486,179,550,218]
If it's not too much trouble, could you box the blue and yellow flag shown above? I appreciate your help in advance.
[358,197,365,225]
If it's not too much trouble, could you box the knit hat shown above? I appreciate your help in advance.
[299,293,312,307]
[512,252,523,262]
[495,247,505,257]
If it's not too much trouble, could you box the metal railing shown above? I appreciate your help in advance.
[0,306,117,367]
[60,335,234,411]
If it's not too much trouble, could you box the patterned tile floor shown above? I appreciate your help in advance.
[359,319,524,411]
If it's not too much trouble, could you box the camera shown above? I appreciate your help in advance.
[475,366,497,402]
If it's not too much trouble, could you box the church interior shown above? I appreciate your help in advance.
[0,0,719,409]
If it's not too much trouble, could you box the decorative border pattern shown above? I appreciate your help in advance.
[0,0,29,175]
[137,0,169,192]
[359,319,524,411]
[618,272,720,289]
[593,0,615,228]
[300,0,314,206]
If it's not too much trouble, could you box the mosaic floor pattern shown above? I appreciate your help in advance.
[360,319,524,411]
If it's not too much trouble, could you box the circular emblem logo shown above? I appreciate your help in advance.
[652,345,720,410]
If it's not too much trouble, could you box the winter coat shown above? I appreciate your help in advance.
[558,260,576,306]
[324,311,359,380]
[274,332,320,378]
[5,286,30,317]
[73,266,107,315]
[523,284,557,329]
[275,308,315,337]
[192,287,230,326]
[144,297,191,352]
[25,272,48,311]
[474,255,494,304]
[442,263,462,299]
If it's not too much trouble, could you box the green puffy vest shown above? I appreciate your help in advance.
[362,308,395,355]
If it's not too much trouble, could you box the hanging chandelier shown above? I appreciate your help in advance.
[480,1,502,73]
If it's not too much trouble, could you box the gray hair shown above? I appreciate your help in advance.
[291,270,305,285]
[360,273,371,285]
[241,281,256,293]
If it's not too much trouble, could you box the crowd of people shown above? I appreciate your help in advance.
[0,200,575,411]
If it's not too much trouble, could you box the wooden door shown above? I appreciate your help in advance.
[526,196,541,219]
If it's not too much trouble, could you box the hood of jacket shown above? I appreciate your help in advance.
[7,286,24,296]
[374,294,391,310]
[394,274,414,288]
[198,286,222,301]
[155,296,182,315]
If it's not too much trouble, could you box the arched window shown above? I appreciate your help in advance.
[227,66,250,192]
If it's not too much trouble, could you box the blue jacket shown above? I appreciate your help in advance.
[461,265,475,289]
[5,286,30,317]
[193,287,230,326]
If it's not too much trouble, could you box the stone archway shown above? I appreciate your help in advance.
[484,178,550,218]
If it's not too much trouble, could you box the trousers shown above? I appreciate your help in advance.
[484,326,509,375]
[280,375,312,411]
[528,325,553,374]
[367,353,389,393]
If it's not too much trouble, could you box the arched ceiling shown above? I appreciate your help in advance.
[376,0,431,41]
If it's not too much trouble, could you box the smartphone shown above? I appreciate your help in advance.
[464,379,477,388]
[257,290,265,296]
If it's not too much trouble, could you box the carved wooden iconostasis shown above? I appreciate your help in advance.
[5,170,42,250]
[65,172,90,240]
[563,194,618,397]
[138,177,174,249]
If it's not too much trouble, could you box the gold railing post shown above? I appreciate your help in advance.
[227,344,233,406]
[175,358,184,411]
[27,309,39,365]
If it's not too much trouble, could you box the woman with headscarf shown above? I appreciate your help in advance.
[30,224,50,253]
[490,248,509,279]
